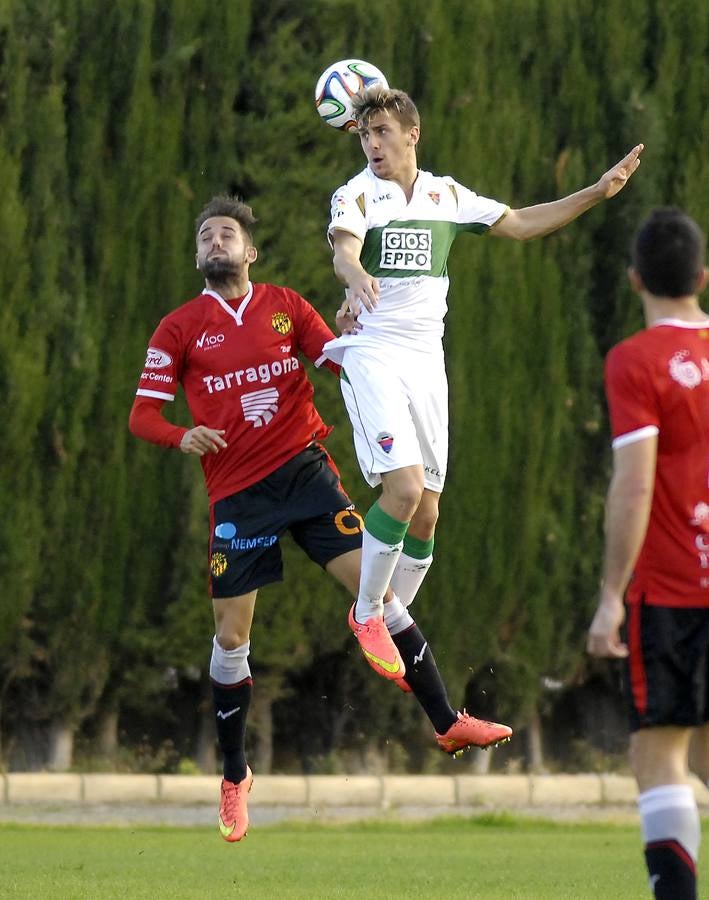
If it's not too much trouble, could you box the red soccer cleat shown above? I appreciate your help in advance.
[218,766,253,842]
[348,604,406,681]
[435,710,513,756]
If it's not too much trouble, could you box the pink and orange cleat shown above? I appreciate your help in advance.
[348,604,406,681]
[218,766,253,842]
[435,710,512,757]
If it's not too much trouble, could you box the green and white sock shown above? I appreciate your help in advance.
[354,503,408,623]
[390,533,434,608]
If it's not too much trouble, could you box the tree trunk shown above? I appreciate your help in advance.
[196,678,217,774]
[249,674,283,774]
[469,747,493,774]
[526,708,546,773]
[97,708,119,760]
[47,720,74,771]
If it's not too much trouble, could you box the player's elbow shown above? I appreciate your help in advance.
[491,211,533,242]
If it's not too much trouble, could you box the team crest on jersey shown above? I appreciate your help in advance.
[376,432,394,454]
[272,312,292,335]
[428,191,440,205]
[210,552,228,577]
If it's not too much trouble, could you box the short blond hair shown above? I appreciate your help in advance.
[352,85,420,130]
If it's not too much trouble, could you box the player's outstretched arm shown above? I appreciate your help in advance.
[491,144,644,242]
[332,229,379,314]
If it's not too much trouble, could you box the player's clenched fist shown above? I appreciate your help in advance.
[180,426,227,456]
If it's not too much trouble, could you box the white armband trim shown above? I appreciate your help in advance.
[611,425,659,449]
[136,389,175,401]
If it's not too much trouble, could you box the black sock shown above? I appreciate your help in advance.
[391,624,456,734]
[212,677,252,783]
[645,841,697,899]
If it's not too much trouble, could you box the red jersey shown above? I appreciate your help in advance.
[131,282,339,503]
[605,318,709,607]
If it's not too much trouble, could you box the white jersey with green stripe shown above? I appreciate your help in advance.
[323,166,508,361]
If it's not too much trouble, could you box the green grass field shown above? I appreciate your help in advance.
[2,813,666,899]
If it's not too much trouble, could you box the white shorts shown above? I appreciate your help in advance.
[339,345,448,492]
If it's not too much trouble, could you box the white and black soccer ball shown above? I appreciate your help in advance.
[314,59,389,132]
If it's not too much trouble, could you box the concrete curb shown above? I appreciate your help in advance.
[2,772,708,810]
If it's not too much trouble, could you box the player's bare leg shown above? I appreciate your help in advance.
[212,591,256,842]
[632,726,699,898]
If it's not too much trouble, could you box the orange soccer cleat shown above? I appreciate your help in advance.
[348,604,406,681]
[218,766,254,842]
[435,711,513,757]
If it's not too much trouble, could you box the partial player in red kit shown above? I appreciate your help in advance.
[129,195,506,845]
[587,208,709,900]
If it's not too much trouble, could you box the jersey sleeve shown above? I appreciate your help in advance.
[128,395,187,448]
[135,316,184,402]
[327,183,366,245]
[288,290,340,375]
[605,342,660,449]
[444,177,509,233]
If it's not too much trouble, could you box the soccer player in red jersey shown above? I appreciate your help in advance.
[588,208,709,900]
[129,196,508,843]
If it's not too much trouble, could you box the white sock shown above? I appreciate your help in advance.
[390,552,433,608]
[383,594,414,636]
[209,637,251,685]
[639,784,700,862]
[354,528,404,622]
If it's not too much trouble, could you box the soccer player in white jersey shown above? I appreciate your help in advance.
[323,85,643,725]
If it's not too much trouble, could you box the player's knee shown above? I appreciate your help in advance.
[390,483,425,519]
[216,630,251,652]
[413,506,439,536]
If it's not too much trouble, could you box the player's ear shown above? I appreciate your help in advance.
[696,267,709,294]
[246,245,258,264]
[409,126,420,147]
[627,267,643,293]
[195,253,199,270]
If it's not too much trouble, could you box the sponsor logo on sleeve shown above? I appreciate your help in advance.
[145,347,172,369]
[380,228,432,270]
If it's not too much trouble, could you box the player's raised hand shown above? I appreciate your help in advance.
[335,298,362,334]
[597,144,644,199]
[586,591,628,658]
[180,426,227,456]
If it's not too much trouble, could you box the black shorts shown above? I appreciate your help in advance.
[208,444,363,598]
[625,598,709,731]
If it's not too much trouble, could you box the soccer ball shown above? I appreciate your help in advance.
[314,59,389,132]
